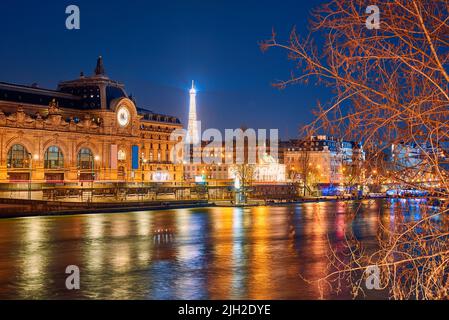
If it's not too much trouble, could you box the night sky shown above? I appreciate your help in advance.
[0,0,330,139]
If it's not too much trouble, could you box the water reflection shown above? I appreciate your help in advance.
[0,199,419,299]
[231,208,246,298]
[17,219,51,299]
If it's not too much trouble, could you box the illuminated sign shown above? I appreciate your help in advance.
[194,175,206,183]
[153,171,170,182]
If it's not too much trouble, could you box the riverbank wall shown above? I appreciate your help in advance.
[0,198,211,219]
[0,195,395,219]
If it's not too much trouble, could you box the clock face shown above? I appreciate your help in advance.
[117,106,130,127]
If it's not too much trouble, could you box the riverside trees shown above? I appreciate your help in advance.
[262,0,449,299]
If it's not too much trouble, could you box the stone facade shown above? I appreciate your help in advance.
[0,58,183,185]
[283,135,364,185]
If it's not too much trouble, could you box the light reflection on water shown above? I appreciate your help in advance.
[0,199,424,299]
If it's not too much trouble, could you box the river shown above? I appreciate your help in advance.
[0,199,424,299]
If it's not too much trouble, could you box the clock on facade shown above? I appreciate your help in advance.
[117,106,130,127]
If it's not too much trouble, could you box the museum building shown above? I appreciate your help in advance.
[0,57,183,184]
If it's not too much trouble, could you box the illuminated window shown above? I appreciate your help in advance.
[7,144,30,169]
[118,149,126,161]
[77,148,94,170]
[44,146,64,169]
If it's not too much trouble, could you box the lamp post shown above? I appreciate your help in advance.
[92,155,100,203]
[27,153,32,200]
[90,163,94,203]
[140,157,146,201]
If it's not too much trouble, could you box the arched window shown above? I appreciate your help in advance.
[44,146,64,169]
[77,148,94,170]
[118,150,126,161]
[7,144,30,169]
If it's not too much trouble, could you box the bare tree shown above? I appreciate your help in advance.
[298,149,312,196]
[262,0,449,299]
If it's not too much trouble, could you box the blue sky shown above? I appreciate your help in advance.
[0,0,330,138]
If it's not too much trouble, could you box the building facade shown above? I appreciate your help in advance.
[0,57,183,185]
[183,139,286,185]
[283,135,364,187]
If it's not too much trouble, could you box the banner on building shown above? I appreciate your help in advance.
[132,145,139,170]
[111,144,118,170]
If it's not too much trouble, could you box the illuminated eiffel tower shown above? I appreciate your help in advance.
[186,80,200,144]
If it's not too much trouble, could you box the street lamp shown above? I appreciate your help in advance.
[140,157,147,200]
[27,153,32,200]
[90,155,100,203]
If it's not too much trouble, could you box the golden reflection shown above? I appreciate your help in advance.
[231,207,246,298]
[136,238,151,267]
[335,212,345,240]
[248,206,272,299]
[152,212,177,261]
[208,207,234,299]
[174,209,207,299]
[86,214,105,239]
[175,209,191,239]
[135,212,153,266]
[104,240,135,299]
[233,207,243,231]
[175,209,195,262]
[84,244,104,274]
[300,203,331,298]
[111,242,132,272]
[84,215,106,274]
[17,218,50,298]
[111,217,130,238]
[135,211,152,237]
[82,212,154,299]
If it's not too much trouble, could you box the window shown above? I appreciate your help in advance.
[7,144,30,169]
[77,148,94,170]
[118,150,126,161]
[44,146,64,169]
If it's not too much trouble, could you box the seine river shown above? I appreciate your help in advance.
[0,199,424,299]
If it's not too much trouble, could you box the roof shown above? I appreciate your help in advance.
[0,57,182,124]
[0,81,82,109]
[0,82,77,97]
